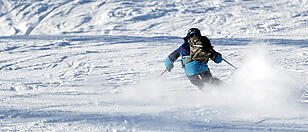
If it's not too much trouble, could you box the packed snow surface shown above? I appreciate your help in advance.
[0,0,308,131]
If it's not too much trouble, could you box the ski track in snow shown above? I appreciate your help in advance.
[0,0,308,131]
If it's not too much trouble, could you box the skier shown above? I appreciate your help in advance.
[164,28,223,89]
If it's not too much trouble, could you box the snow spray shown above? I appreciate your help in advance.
[201,42,304,119]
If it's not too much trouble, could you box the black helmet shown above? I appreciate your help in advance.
[187,28,201,36]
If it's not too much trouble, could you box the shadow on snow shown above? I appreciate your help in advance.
[0,35,307,47]
[0,108,307,131]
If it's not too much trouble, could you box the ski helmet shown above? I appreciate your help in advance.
[187,28,201,36]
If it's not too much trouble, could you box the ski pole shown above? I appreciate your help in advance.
[159,69,168,77]
[222,58,238,70]
[155,69,168,79]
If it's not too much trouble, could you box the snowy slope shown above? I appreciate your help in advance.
[0,0,308,38]
[0,0,308,131]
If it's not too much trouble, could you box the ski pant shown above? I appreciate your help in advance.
[187,70,221,89]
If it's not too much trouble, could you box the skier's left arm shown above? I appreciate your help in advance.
[165,47,181,72]
[210,50,223,63]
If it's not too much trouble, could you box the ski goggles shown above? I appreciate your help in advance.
[189,31,196,35]
[187,31,200,37]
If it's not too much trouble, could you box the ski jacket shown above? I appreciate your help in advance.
[165,37,222,76]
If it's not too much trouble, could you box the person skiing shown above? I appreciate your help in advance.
[164,28,223,89]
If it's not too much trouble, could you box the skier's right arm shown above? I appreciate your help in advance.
[165,47,181,72]
[210,50,223,63]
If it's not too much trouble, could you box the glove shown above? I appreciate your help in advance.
[210,51,223,63]
[165,57,174,72]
